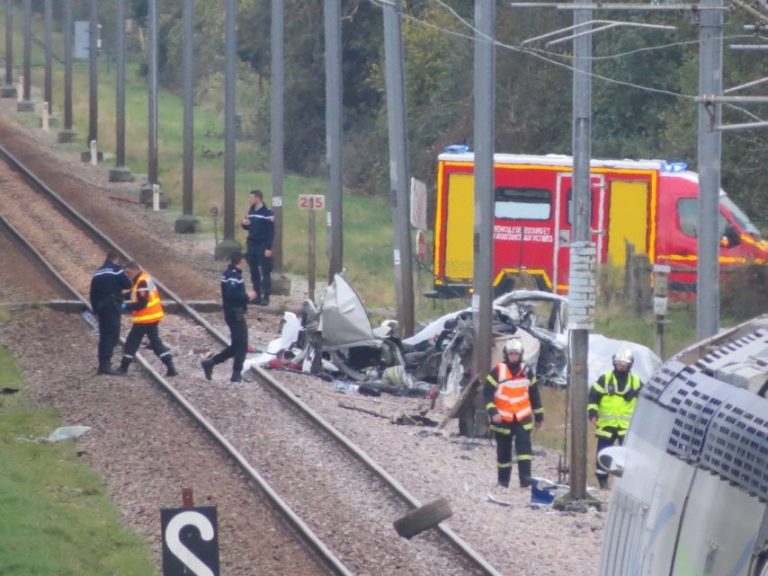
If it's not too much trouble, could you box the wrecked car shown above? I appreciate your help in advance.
[251,275,586,396]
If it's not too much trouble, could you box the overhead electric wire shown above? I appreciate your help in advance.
[367,0,768,124]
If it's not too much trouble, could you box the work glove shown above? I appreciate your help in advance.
[622,389,636,402]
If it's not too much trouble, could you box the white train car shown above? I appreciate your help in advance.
[600,315,768,576]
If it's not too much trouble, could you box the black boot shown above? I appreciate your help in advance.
[598,475,609,490]
[115,358,131,375]
[97,362,124,376]
[519,459,533,488]
[201,358,214,381]
[164,356,178,377]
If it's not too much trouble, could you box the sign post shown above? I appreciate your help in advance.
[161,489,220,576]
[299,194,325,301]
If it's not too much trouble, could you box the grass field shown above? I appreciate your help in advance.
[0,346,157,575]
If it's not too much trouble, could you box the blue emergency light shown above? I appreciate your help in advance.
[444,144,471,154]
[661,161,688,173]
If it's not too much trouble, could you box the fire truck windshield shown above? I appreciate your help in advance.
[721,195,762,239]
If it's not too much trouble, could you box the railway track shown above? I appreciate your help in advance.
[0,145,502,575]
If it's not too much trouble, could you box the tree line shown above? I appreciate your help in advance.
[58,0,768,229]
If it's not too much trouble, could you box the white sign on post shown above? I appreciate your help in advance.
[410,177,427,231]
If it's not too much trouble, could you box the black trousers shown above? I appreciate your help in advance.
[247,243,272,297]
[97,309,121,365]
[211,309,248,375]
[595,428,625,481]
[494,421,533,488]
[123,322,170,361]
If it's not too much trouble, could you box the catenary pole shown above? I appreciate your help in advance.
[58,0,75,142]
[472,0,495,417]
[270,0,285,278]
[115,0,126,167]
[109,0,133,181]
[568,0,594,500]
[20,0,32,108]
[2,0,14,97]
[87,0,98,148]
[267,0,290,293]
[383,0,415,337]
[147,0,158,186]
[175,0,199,232]
[324,0,343,281]
[43,0,52,116]
[696,0,723,339]
[216,0,239,258]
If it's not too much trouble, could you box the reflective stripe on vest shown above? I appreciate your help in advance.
[131,272,165,324]
[493,363,533,423]
[596,372,640,432]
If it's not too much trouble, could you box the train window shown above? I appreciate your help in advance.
[494,187,551,220]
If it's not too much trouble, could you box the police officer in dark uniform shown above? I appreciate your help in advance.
[201,251,255,382]
[240,189,274,306]
[89,250,132,375]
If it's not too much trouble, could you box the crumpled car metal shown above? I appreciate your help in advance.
[252,275,659,396]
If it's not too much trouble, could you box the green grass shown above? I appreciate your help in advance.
[0,346,157,576]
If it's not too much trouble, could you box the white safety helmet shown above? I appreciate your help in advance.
[613,348,634,369]
[504,338,524,359]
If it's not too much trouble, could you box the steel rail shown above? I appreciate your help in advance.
[0,147,352,576]
[1,144,502,575]
[252,365,504,576]
[0,145,230,343]
[0,212,86,303]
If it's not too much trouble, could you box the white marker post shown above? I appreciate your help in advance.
[90,140,98,166]
[17,76,23,102]
[42,102,49,131]
[152,184,160,211]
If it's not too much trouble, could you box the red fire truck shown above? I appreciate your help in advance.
[432,150,768,297]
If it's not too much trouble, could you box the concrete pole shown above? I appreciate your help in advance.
[383,0,415,338]
[324,0,343,281]
[269,0,289,293]
[1,0,15,97]
[43,0,52,117]
[696,0,723,340]
[140,0,159,203]
[87,0,98,149]
[568,0,594,500]
[472,0,495,407]
[19,0,33,111]
[58,0,76,142]
[175,0,199,233]
[215,0,240,258]
[147,0,158,185]
[109,0,133,182]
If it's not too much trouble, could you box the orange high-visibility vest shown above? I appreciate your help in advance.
[493,363,533,423]
[130,272,164,324]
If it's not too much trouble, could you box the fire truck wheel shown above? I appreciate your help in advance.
[393,497,452,539]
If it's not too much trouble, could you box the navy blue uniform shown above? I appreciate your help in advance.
[242,203,274,300]
[89,259,131,371]
[207,264,249,380]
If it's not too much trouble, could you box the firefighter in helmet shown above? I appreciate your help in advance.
[588,348,643,489]
[484,337,544,491]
